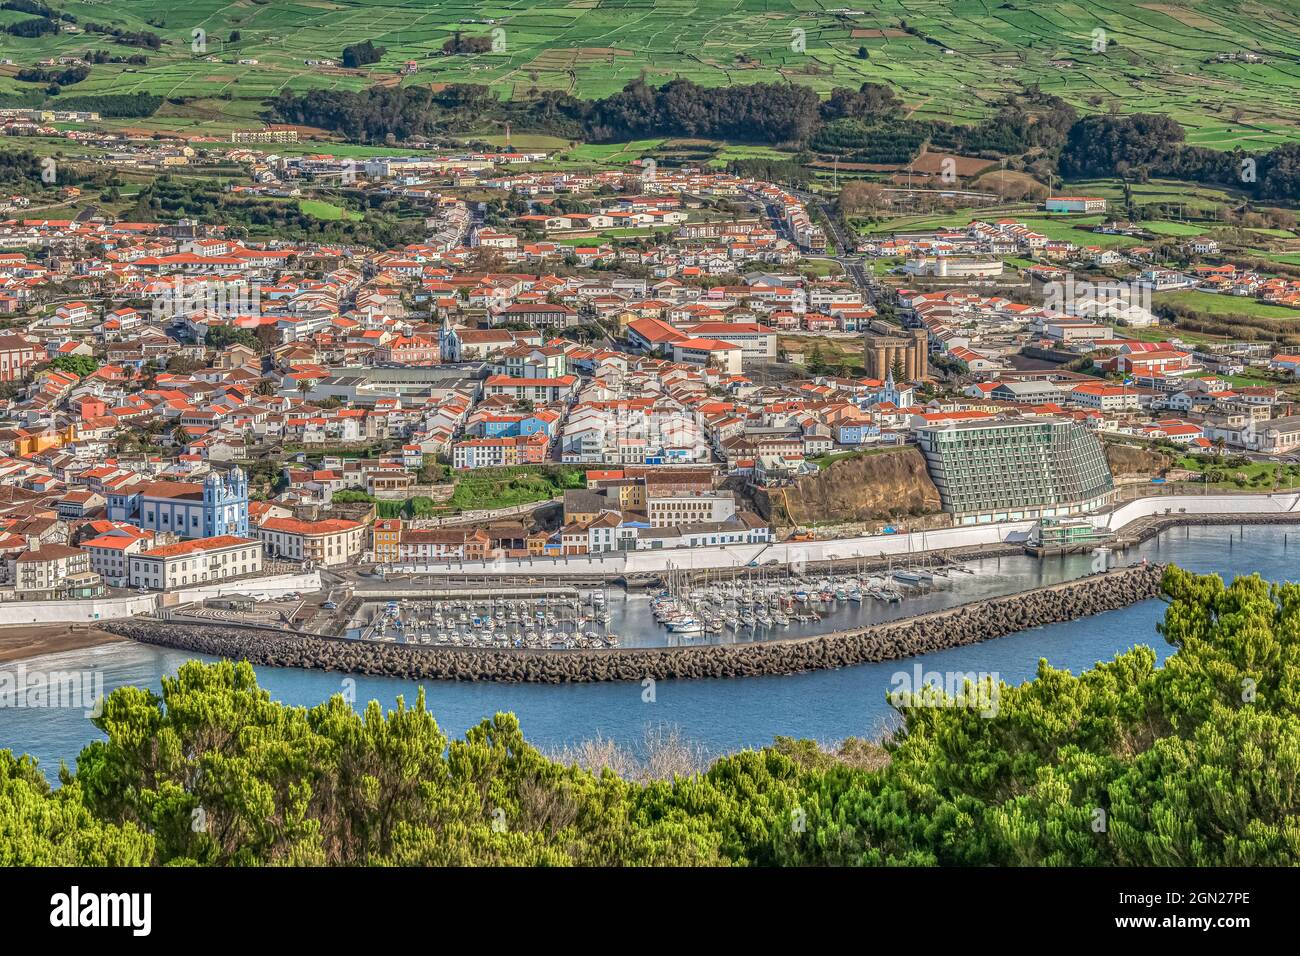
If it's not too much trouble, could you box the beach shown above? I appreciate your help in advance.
[0,624,126,665]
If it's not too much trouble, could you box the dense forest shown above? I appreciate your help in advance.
[1060,113,1300,200]
[54,92,162,116]
[15,63,89,86]
[3,567,1296,866]
[0,148,110,191]
[341,39,384,69]
[441,32,494,55]
[272,78,905,147]
[271,79,1071,156]
[0,88,161,116]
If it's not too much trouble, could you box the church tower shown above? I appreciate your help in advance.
[439,315,455,362]
[202,468,249,537]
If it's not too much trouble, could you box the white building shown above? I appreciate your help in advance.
[128,535,263,591]
[81,531,154,587]
[671,339,743,375]
[646,492,737,528]
[682,322,776,360]
[256,517,366,567]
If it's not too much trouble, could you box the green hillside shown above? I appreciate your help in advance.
[1,1,1299,146]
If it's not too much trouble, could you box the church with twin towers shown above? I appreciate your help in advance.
[106,467,250,540]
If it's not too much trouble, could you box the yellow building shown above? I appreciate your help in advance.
[371,519,401,563]
[15,426,66,457]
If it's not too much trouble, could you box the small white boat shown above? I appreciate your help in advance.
[892,569,932,585]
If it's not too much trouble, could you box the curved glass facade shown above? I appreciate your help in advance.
[916,418,1114,525]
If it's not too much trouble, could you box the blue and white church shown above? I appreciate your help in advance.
[106,467,250,539]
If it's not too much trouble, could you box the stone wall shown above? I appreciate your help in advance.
[102,563,1166,683]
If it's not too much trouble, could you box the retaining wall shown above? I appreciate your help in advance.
[0,593,158,626]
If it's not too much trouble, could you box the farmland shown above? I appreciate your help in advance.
[0,2,1298,147]
[856,208,1156,247]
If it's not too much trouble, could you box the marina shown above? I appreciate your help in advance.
[344,561,977,650]
[351,589,619,649]
[645,565,934,638]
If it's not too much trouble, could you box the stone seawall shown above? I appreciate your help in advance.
[102,563,1166,683]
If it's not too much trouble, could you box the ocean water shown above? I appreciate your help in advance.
[1,523,1291,777]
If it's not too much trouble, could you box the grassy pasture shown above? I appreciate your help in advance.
[1154,289,1300,319]
[299,198,362,221]
[0,1,1293,146]
[1142,220,1214,236]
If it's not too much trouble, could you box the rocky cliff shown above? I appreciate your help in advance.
[1104,441,1175,478]
[753,447,943,529]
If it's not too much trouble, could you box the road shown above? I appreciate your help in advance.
[790,186,879,303]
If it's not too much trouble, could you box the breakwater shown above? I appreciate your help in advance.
[102,562,1166,683]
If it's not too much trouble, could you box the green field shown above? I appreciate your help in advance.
[558,139,666,165]
[1154,289,1300,320]
[299,198,362,221]
[1068,178,1244,213]
[857,206,1038,235]
[1143,220,1215,237]
[1175,455,1300,491]
[446,464,584,512]
[1016,215,1147,248]
[857,208,1147,247]
[1,2,1299,146]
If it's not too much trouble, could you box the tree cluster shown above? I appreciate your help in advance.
[441,32,494,55]
[15,64,89,86]
[341,39,384,69]
[125,178,423,249]
[1061,113,1299,200]
[82,49,148,65]
[55,92,162,117]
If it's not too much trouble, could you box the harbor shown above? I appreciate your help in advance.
[350,589,619,649]
[645,563,974,637]
[340,554,1058,650]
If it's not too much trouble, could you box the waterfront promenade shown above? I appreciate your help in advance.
[379,492,1300,578]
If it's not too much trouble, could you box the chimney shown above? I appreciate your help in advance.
[28,537,40,553]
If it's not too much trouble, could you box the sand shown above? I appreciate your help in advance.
[0,624,127,664]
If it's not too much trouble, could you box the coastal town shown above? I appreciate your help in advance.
[0,126,1299,646]
[0,0,1297,891]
